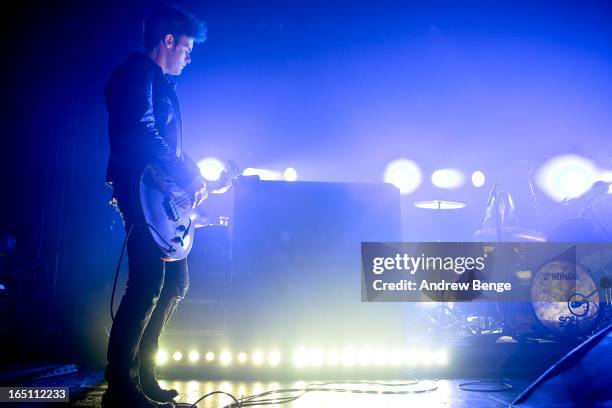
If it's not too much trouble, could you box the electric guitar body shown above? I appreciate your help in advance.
[138,161,239,261]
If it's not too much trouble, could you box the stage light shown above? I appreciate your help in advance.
[433,349,448,366]
[197,157,225,181]
[220,351,232,366]
[284,167,298,182]
[205,352,215,362]
[326,351,340,366]
[237,352,248,364]
[172,351,183,362]
[156,350,169,366]
[471,171,486,187]
[292,348,308,368]
[188,351,200,362]
[419,349,433,366]
[536,154,598,201]
[357,347,372,366]
[252,350,264,366]
[404,348,418,366]
[268,350,281,366]
[341,347,357,367]
[383,159,423,195]
[388,348,403,366]
[243,167,282,181]
[373,347,386,366]
[431,168,465,189]
[309,349,324,367]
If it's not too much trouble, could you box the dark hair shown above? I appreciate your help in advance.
[143,5,207,51]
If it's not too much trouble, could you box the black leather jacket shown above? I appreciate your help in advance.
[105,53,201,195]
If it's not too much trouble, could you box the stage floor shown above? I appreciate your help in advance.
[64,377,530,407]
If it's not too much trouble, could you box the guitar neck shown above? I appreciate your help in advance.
[206,179,226,193]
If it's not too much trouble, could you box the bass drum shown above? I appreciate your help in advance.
[499,260,601,339]
[531,260,600,337]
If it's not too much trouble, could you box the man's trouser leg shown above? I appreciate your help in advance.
[105,223,166,390]
[139,259,189,384]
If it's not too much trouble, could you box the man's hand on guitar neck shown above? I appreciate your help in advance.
[186,175,208,208]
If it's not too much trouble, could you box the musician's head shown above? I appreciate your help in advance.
[144,5,207,75]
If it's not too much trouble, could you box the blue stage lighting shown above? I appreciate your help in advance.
[471,171,486,187]
[383,159,423,195]
[431,168,465,189]
[197,157,226,181]
[536,154,598,201]
[284,167,298,182]
[243,167,282,180]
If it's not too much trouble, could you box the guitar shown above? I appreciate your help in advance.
[138,161,240,261]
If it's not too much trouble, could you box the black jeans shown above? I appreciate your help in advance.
[105,189,189,390]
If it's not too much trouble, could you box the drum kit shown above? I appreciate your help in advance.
[415,178,612,342]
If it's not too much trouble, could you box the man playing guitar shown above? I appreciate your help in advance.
[102,6,207,407]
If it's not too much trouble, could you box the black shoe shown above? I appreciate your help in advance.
[101,386,175,408]
[140,379,179,403]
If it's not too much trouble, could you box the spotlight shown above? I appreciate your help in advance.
[197,157,226,181]
[357,347,372,366]
[536,154,598,201]
[243,167,282,180]
[383,159,423,195]
[252,350,264,366]
[433,349,448,366]
[389,348,403,366]
[431,168,465,189]
[341,347,357,367]
[309,349,324,367]
[268,350,281,366]
[404,348,418,366]
[284,167,298,182]
[188,351,200,363]
[373,348,386,366]
[172,351,183,362]
[419,349,433,366]
[205,352,215,362]
[471,171,486,187]
[156,350,169,366]
[237,352,248,364]
[220,351,232,366]
[292,348,308,368]
[326,351,340,366]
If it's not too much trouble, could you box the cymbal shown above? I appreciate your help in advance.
[473,227,547,242]
[414,200,466,210]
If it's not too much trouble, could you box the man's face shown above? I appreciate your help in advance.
[166,35,194,75]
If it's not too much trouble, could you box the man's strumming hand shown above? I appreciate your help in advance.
[186,175,207,208]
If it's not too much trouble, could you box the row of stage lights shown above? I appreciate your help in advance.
[199,154,612,200]
[156,347,449,368]
[196,157,485,195]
